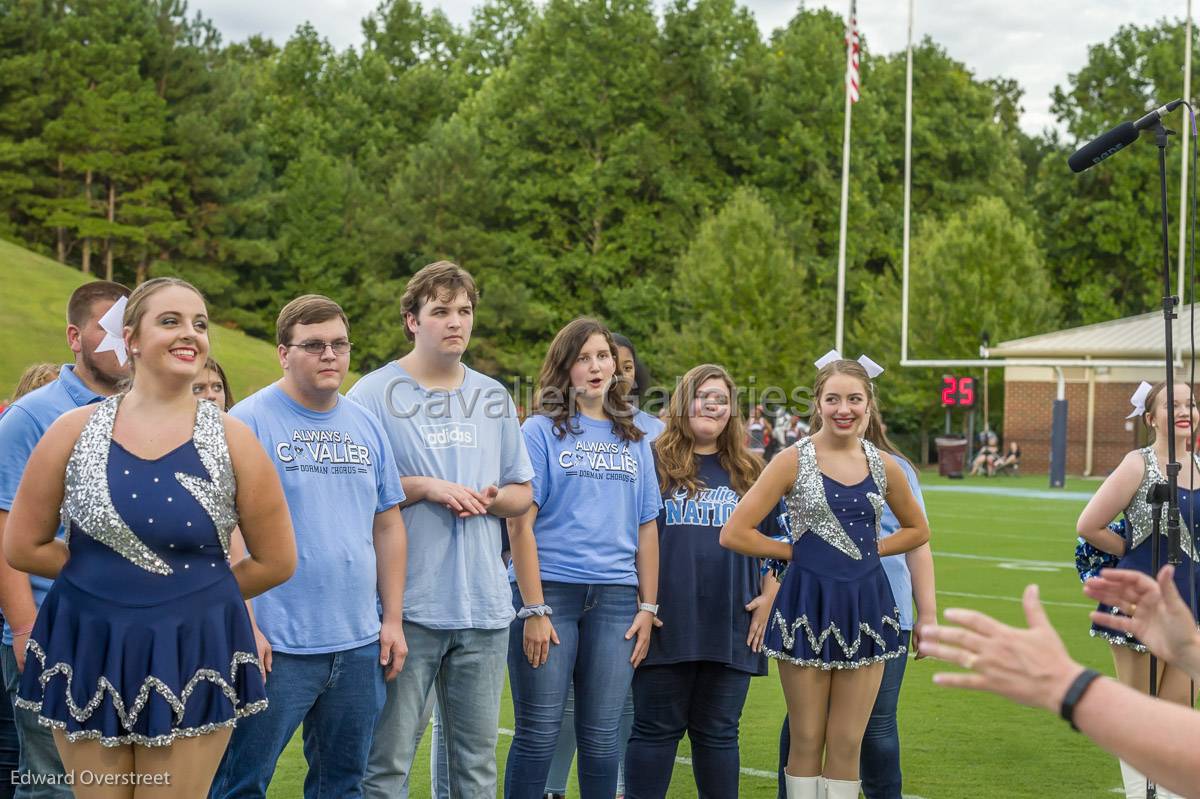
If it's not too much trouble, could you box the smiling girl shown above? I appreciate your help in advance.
[719,356,929,799]
[623,363,783,798]
[505,318,660,799]
[1076,379,1200,799]
[4,278,296,798]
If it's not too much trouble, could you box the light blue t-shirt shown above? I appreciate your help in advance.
[0,365,102,646]
[516,413,662,586]
[348,362,534,630]
[880,456,926,631]
[232,384,405,654]
[634,410,665,442]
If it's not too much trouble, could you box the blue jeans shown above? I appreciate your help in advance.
[397,689,450,799]
[210,642,385,799]
[1,645,67,799]
[624,661,751,799]
[504,582,637,799]
[0,645,17,799]
[776,630,911,798]
[365,623,508,799]
[544,684,635,795]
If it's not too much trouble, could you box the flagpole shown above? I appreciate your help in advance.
[1179,0,1192,304]
[835,0,856,353]
[901,0,914,363]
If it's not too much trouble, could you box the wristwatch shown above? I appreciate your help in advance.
[638,602,659,615]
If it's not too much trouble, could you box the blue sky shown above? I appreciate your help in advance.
[189,0,1194,135]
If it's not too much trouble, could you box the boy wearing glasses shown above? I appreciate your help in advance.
[349,262,533,798]
[211,295,409,799]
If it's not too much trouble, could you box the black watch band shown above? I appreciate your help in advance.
[1059,668,1103,731]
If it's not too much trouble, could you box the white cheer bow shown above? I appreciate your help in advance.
[1126,380,1153,420]
[93,296,129,366]
[814,349,885,379]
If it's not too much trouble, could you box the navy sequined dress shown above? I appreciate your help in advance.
[761,437,905,669]
[1091,447,1200,652]
[16,395,266,746]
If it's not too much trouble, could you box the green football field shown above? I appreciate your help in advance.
[266,472,1131,798]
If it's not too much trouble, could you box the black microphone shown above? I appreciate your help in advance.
[1067,99,1184,173]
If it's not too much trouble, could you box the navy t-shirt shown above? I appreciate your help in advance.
[643,454,783,676]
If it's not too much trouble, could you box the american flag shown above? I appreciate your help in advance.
[846,1,860,104]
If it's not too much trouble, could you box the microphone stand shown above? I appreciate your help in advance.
[1146,118,1185,799]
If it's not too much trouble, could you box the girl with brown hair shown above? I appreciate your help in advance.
[623,364,783,798]
[505,317,660,799]
[192,356,234,411]
[1077,378,1200,799]
[720,355,929,799]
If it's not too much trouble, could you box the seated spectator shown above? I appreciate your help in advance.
[970,432,999,476]
[995,440,1021,475]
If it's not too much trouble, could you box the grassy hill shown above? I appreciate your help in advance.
[0,238,290,400]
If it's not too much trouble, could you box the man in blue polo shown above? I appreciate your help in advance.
[0,281,130,796]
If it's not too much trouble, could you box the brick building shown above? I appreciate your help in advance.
[991,307,1198,477]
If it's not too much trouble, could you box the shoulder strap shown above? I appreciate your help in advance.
[861,438,887,496]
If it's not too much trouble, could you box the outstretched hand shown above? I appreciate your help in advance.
[919,585,1084,714]
[1085,566,1199,667]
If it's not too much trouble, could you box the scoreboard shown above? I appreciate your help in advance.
[940,375,976,408]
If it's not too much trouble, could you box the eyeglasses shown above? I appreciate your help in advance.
[286,340,353,355]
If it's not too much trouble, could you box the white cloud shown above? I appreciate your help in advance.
[191,0,1193,135]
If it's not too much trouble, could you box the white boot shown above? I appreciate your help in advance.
[784,774,821,799]
[1119,760,1148,799]
[823,777,861,799]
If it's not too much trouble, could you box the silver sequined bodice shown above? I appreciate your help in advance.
[1124,447,1199,559]
[784,437,888,560]
[61,395,238,574]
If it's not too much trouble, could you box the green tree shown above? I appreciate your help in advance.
[655,187,813,395]
[1035,20,1194,324]
[854,196,1060,436]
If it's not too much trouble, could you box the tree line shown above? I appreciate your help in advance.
[0,0,1189,443]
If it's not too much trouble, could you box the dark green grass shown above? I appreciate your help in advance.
[268,473,1127,797]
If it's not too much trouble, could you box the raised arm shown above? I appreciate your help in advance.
[922,584,1200,798]
[720,449,796,560]
[1077,451,1143,555]
[226,418,296,599]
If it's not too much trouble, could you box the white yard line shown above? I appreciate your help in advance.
[938,590,1093,609]
[933,551,1072,569]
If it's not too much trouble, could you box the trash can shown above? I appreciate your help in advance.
[935,436,968,479]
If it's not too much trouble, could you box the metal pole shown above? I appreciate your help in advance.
[1180,0,1193,301]
[901,0,914,362]
[834,1,855,354]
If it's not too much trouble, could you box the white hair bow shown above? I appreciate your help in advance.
[1126,381,1153,420]
[93,296,129,366]
[814,349,885,379]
